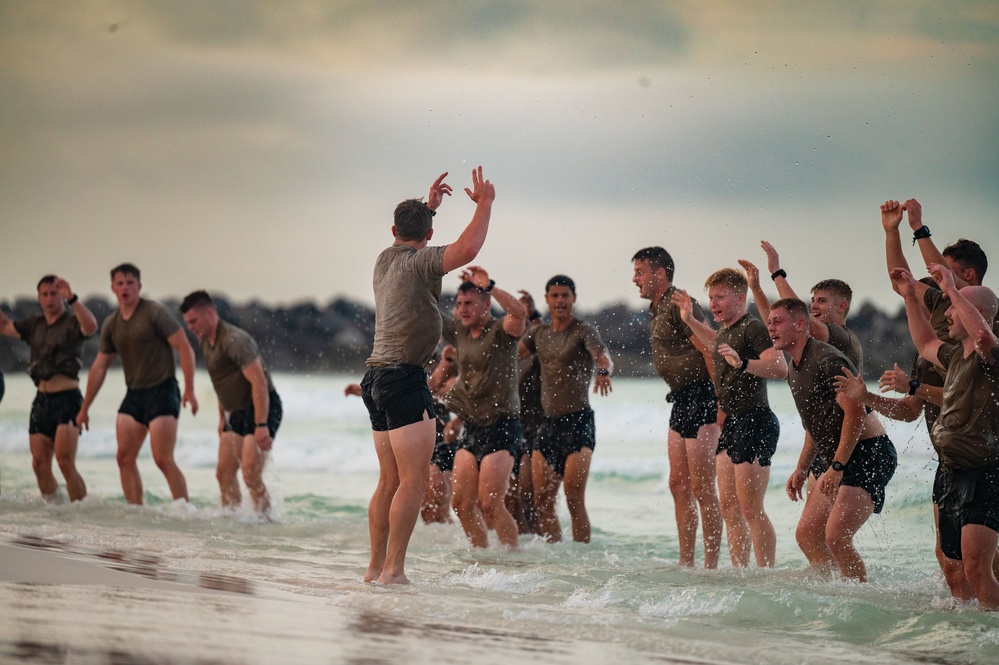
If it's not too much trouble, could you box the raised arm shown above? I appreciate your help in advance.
[168,328,199,416]
[906,200,971,290]
[441,166,495,273]
[738,258,772,325]
[929,263,999,360]
[0,308,17,338]
[672,289,717,347]
[461,266,526,337]
[55,277,98,336]
[891,268,944,369]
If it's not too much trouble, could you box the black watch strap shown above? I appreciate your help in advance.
[908,379,921,396]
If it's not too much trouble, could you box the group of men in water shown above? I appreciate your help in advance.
[0,265,282,517]
[1,166,996,609]
[361,168,999,611]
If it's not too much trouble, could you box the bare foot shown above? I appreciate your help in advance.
[376,571,410,585]
[363,567,381,583]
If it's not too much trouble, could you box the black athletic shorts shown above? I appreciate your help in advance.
[361,365,435,432]
[932,462,946,505]
[535,408,595,477]
[717,407,779,467]
[119,377,181,426]
[836,435,897,515]
[431,441,458,472]
[458,416,522,465]
[937,464,999,561]
[224,391,283,438]
[29,389,83,438]
[667,380,718,439]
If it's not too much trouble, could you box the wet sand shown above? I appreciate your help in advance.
[0,533,695,665]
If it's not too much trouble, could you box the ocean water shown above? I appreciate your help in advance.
[1,370,997,664]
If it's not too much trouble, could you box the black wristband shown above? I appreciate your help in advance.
[66,294,79,305]
[908,379,921,396]
[255,422,268,429]
[424,202,436,217]
[831,460,846,472]
[597,368,610,377]
[739,356,750,372]
[485,279,495,293]
[912,225,931,245]
[770,269,787,281]
[529,311,541,321]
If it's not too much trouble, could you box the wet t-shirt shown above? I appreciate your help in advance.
[911,354,944,445]
[100,298,180,389]
[367,244,447,368]
[826,323,864,376]
[443,316,520,426]
[15,310,91,385]
[932,343,999,471]
[713,314,773,415]
[787,338,856,464]
[202,320,275,413]
[649,289,712,392]
[522,318,608,417]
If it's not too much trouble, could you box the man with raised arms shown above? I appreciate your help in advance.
[770,298,897,582]
[519,275,613,543]
[78,263,198,504]
[675,268,787,567]
[361,167,495,584]
[437,266,526,549]
[891,264,999,609]
[180,291,281,516]
[0,275,97,501]
[632,246,722,569]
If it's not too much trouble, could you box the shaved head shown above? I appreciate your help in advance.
[962,286,999,323]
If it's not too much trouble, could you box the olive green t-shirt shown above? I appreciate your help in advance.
[367,244,448,368]
[932,343,999,470]
[15,310,91,385]
[202,320,275,413]
[826,323,863,376]
[911,354,944,443]
[787,338,857,464]
[99,298,180,389]
[442,316,521,426]
[522,318,608,417]
[713,314,773,415]
[649,289,712,392]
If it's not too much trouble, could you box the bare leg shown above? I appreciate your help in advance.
[452,449,489,547]
[531,451,563,543]
[29,434,59,500]
[825,486,875,581]
[734,461,776,567]
[667,429,698,566]
[148,415,188,501]
[241,434,270,515]
[795,483,835,575]
[366,430,398,582]
[563,448,592,543]
[53,423,86,501]
[688,423,722,568]
[378,416,435,585]
[478,451,518,549]
[217,431,243,509]
[116,414,148,505]
[962,525,999,610]
[716,453,751,567]
[421,464,453,524]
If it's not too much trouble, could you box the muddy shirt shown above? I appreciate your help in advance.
[932,343,999,470]
[649,289,712,392]
[442,316,521,426]
[100,298,180,389]
[367,244,447,368]
[15,310,90,385]
[713,314,773,415]
[202,320,275,413]
[787,338,856,464]
[522,318,607,417]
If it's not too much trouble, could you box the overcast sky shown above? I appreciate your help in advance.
[2,1,997,314]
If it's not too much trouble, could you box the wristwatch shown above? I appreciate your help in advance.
[255,422,268,429]
[831,460,846,472]
[908,379,921,396]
